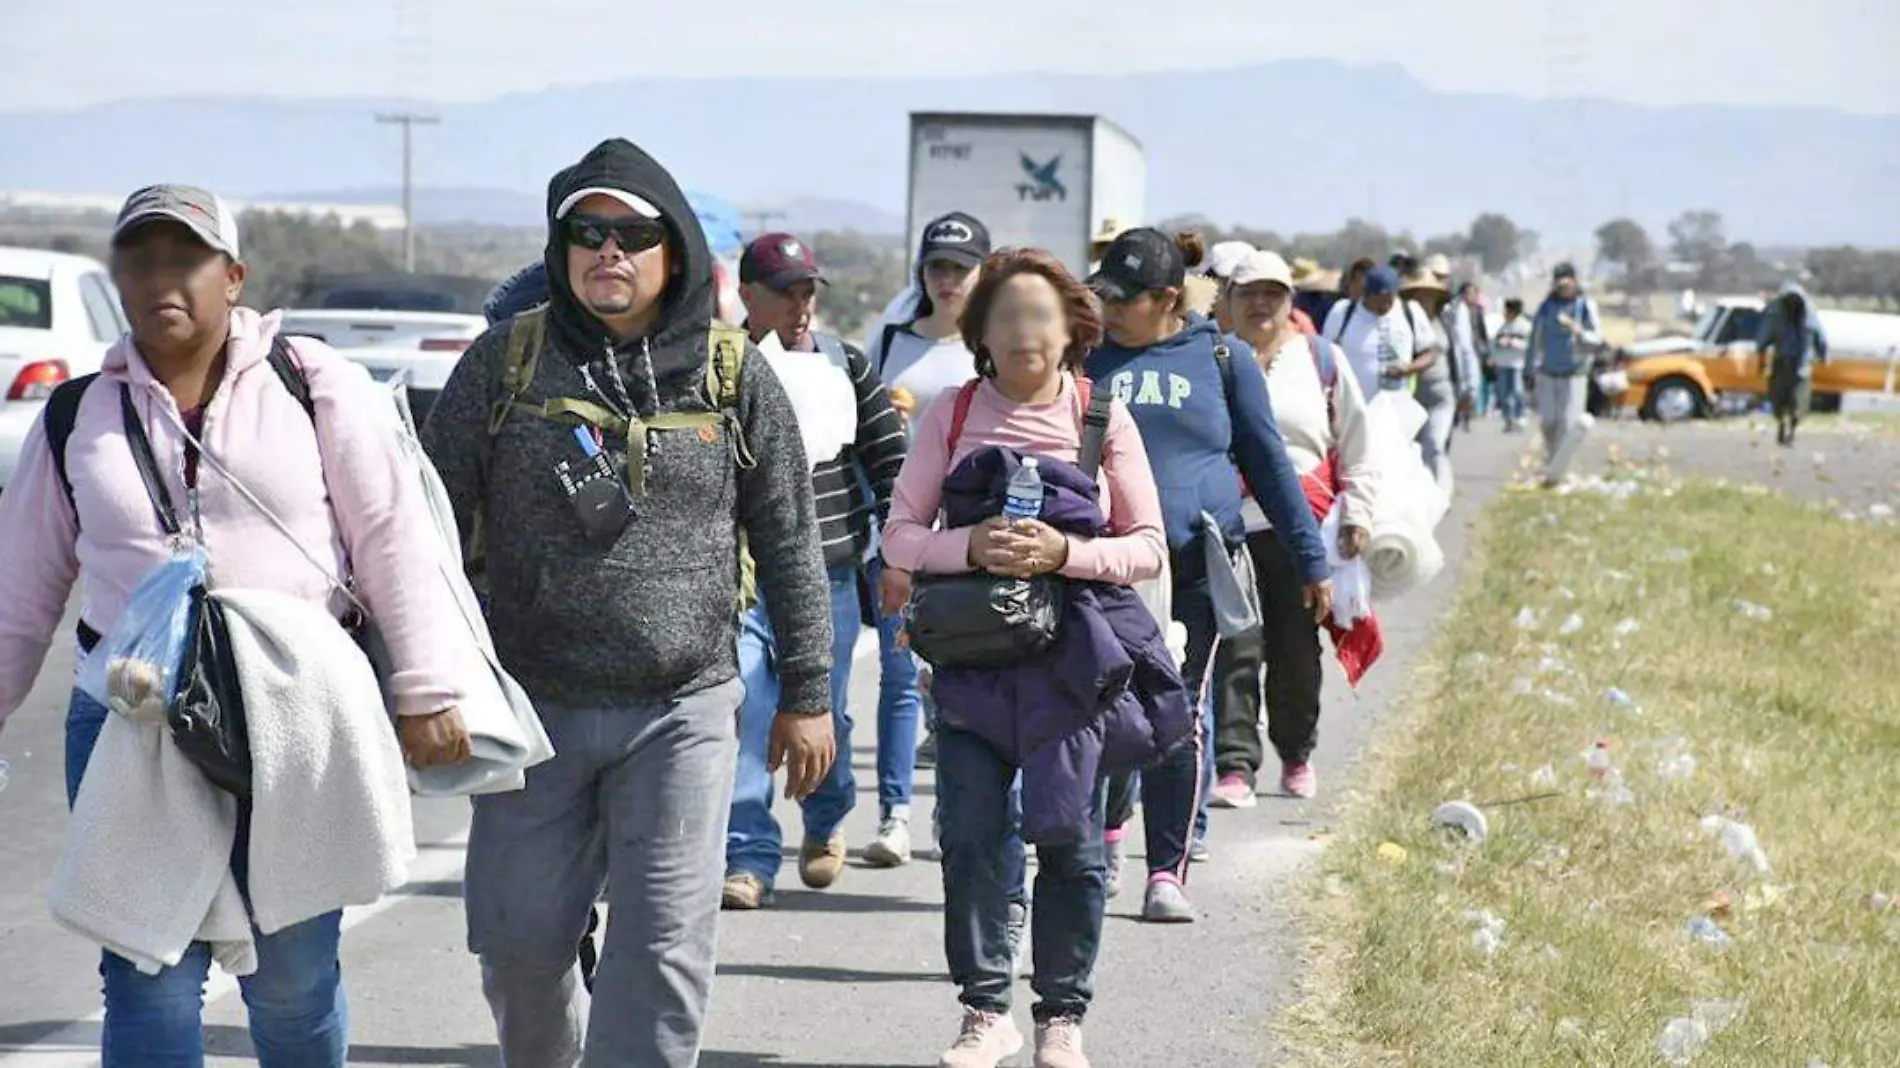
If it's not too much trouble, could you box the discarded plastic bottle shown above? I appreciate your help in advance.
[1656,1017,1711,1065]
[1585,742,1614,780]
[1003,456,1044,523]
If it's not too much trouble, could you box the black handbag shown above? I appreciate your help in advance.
[904,384,1112,670]
[906,573,1066,669]
[121,385,252,797]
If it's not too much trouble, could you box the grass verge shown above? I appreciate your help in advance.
[1277,472,1900,1066]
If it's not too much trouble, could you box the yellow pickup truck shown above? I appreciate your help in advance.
[1615,298,1900,421]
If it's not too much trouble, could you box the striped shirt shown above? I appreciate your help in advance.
[810,335,908,568]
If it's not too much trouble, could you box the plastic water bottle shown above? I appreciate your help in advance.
[1003,456,1044,522]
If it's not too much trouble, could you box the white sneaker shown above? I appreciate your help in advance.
[940,1007,1024,1068]
[1034,1016,1090,1068]
[864,817,912,867]
[1103,836,1126,900]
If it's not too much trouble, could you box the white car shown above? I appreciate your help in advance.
[278,308,485,352]
[0,247,126,489]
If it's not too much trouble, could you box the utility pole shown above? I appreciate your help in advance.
[744,208,786,238]
[375,112,440,272]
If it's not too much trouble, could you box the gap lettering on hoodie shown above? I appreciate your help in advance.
[1110,370,1193,410]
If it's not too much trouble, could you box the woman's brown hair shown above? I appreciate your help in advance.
[959,247,1104,378]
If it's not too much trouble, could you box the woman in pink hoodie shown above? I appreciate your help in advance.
[0,185,468,1067]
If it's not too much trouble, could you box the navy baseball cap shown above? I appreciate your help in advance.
[1088,228,1185,302]
[740,232,825,291]
[1362,265,1401,297]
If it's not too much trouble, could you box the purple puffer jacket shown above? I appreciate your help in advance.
[930,447,1193,846]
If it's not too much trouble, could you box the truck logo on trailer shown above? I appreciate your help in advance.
[1016,153,1068,202]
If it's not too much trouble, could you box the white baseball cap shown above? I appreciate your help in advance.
[1228,250,1294,289]
[1206,240,1257,280]
[555,187,662,221]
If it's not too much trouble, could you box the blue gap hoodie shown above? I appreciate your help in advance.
[1085,314,1329,585]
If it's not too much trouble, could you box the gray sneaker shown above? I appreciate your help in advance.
[1103,836,1126,900]
[1005,901,1029,978]
[1141,877,1197,924]
[1189,837,1211,864]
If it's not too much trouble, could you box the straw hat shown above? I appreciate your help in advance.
[1399,268,1448,296]
[1091,216,1132,250]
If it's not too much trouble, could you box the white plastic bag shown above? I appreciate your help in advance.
[1319,503,1372,627]
[78,544,208,722]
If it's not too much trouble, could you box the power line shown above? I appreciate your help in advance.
[374,112,440,272]
[744,209,786,238]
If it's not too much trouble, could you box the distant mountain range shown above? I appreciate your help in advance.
[3,60,1895,245]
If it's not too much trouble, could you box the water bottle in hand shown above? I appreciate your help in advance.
[1003,456,1044,523]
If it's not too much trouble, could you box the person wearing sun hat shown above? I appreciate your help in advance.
[1399,267,1459,487]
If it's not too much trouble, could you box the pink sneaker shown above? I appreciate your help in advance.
[1281,763,1317,799]
[1208,773,1257,809]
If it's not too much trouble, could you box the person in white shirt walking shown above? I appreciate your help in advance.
[1320,265,1440,406]
[1209,251,1377,804]
[1490,298,1532,432]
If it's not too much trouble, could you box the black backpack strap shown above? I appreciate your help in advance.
[1076,381,1113,482]
[119,384,183,538]
[1332,300,1357,342]
[265,336,316,421]
[45,372,99,519]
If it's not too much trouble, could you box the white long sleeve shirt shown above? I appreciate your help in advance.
[1241,334,1378,534]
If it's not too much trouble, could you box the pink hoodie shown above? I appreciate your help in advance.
[0,307,464,729]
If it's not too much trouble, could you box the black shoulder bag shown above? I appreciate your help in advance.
[905,384,1113,670]
[119,385,253,797]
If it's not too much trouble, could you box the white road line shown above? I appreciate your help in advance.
[5,625,890,1066]
[0,834,470,1068]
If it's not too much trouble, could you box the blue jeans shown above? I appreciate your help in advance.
[936,726,1105,1021]
[1494,365,1526,425]
[864,558,924,818]
[64,691,348,1068]
[726,565,862,887]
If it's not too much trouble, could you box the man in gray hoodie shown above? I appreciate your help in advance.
[423,138,835,1068]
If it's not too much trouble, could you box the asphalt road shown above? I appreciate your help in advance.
[3,415,1889,1067]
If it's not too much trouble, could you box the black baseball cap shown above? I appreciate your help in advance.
[917,212,990,269]
[1087,227,1185,302]
[739,232,825,291]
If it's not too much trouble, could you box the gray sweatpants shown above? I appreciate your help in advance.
[465,679,742,1068]
[1535,372,1591,483]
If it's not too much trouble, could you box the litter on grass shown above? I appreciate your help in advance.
[1429,801,1489,844]
[1612,617,1642,636]
[1516,606,1541,630]
[1684,915,1733,949]
[1462,909,1507,958]
[1702,817,1773,879]
[1376,842,1408,866]
[1529,764,1558,788]
[1656,999,1748,1066]
[1558,613,1585,636]
[1731,599,1774,622]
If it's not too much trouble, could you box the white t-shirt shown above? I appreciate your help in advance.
[870,324,978,403]
[1321,299,1435,400]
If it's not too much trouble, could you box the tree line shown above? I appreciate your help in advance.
[1596,210,1900,308]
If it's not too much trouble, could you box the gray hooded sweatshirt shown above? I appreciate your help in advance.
[422,139,832,714]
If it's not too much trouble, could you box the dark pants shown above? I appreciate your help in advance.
[937,726,1105,1021]
[1103,549,1215,883]
[1213,532,1325,786]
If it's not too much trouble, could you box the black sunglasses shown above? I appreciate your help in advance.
[565,215,667,254]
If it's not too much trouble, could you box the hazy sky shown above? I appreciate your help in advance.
[4,0,1894,114]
